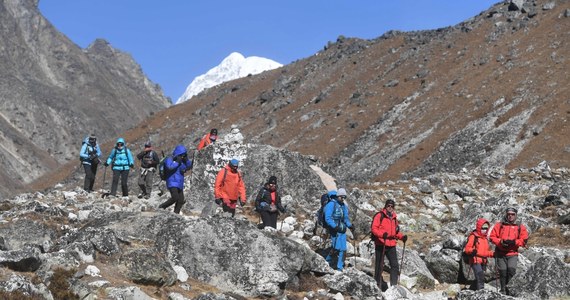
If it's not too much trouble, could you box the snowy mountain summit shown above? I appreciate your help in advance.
[176,52,282,104]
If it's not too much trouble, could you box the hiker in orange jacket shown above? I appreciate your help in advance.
[464,218,495,290]
[197,128,218,150]
[371,199,407,291]
[490,207,529,295]
[214,159,246,217]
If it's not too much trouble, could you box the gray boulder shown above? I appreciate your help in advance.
[0,219,56,251]
[398,247,436,289]
[425,248,460,283]
[322,268,380,298]
[509,256,570,299]
[67,227,124,256]
[0,246,43,272]
[456,289,515,299]
[118,248,177,286]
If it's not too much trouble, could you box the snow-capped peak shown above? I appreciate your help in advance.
[176,52,282,104]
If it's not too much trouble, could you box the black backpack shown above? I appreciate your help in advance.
[316,193,333,228]
[158,155,170,180]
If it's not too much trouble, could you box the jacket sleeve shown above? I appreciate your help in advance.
[96,146,102,157]
[276,193,285,213]
[197,135,207,150]
[516,225,529,247]
[489,223,502,246]
[165,157,180,171]
[136,151,145,160]
[255,188,264,208]
[464,234,476,255]
[324,202,337,229]
[478,240,495,258]
[79,144,89,160]
[152,152,160,165]
[214,169,224,199]
[343,205,352,228]
[238,173,246,202]
[127,149,135,166]
[106,149,115,165]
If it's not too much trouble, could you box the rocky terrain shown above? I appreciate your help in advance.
[0,0,170,198]
[0,130,569,299]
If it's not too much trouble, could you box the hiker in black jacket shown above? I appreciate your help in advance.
[136,141,160,199]
[255,176,285,229]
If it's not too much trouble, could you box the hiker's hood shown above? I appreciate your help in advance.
[116,137,126,145]
[475,218,490,235]
[172,145,187,157]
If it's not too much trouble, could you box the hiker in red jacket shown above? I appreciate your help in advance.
[464,218,495,290]
[489,207,529,295]
[214,159,246,217]
[197,128,218,150]
[371,199,407,291]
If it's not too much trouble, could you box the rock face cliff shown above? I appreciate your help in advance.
[0,0,170,198]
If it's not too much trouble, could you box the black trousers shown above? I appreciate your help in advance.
[159,187,185,214]
[260,210,279,229]
[110,169,129,196]
[374,244,399,287]
[83,164,98,192]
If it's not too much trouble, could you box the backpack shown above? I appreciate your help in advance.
[142,150,156,167]
[316,193,332,228]
[158,155,170,180]
[369,212,386,243]
[461,233,479,265]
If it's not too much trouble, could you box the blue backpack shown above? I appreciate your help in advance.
[316,193,333,228]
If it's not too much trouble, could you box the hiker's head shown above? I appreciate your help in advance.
[116,138,126,149]
[477,218,490,235]
[505,207,518,222]
[337,188,347,202]
[88,135,97,145]
[229,159,239,171]
[209,134,217,142]
[267,176,277,190]
[385,199,396,211]
[210,128,218,135]
[144,141,152,150]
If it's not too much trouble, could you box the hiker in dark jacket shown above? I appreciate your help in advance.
[136,141,160,199]
[159,145,193,214]
[324,188,352,271]
[490,207,529,295]
[255,176,285,229]
[104,138,134,198]
[79,135,102,192]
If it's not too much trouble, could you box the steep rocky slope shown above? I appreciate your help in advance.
[0,0,170,198]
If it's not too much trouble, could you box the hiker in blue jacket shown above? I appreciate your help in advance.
[79,135,102,192]
[104,137,134,198]
[324,188,353,271]
[159,145,193,214]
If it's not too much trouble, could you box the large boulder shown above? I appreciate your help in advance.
[0,219,56,251]
[509,255,570,299]
[322,268,380,298]
[118,248,177,286]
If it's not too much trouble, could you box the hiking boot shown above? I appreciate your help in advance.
[138,193,144,199]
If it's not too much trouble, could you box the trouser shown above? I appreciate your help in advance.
[159,187,185,214]
[325,233,347,271]
[83,164,98,192]
[222,203,236,217]
[110,169,129,196]
[374,245,399,287]
[471,263,487,290]
[496,255,518,295]
[260,210,278,229]
[138,168,154,195]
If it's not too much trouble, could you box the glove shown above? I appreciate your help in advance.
[471,249,477,257]
[89,153,97,160]
[130,164,134,168]
[173,155,180,163]
[239,200,245,207]
[382,232,388,240]
[505,239,515,246]
[402,235,408,243]
[104,162,109,167]
[215,199,222,206]
[348,225,355,232]
[336,223,346,233]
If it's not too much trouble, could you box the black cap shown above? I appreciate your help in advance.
[268,176,277,185]
[385,199,396,207]
[506,207,518,214]
[210,128,218,135]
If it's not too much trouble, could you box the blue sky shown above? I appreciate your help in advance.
[39,1,499,103]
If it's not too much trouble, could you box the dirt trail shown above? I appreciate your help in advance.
[310,165,337,191]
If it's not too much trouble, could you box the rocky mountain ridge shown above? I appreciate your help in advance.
[0,0,170,198]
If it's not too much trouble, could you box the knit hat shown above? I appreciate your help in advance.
[229,159,239,167]
[506,207,518,214]
[144,141,152,148]
[385,199,396,207]
[268,176,277,185]
[210,128,218,135]
[337,188,347,197]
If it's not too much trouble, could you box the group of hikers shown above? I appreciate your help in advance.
[79,129,529,295]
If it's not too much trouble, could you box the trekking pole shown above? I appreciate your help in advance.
[495,257,500,292]
[101,165,107,192]
[397,238,407,285]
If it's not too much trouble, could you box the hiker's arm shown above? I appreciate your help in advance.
[79,144,89,160]
[105,149,115,166]
[214,170,224,199]
[344,206,352,228]
[238,179,246,205]
[516,225,529,247]
[96,146,102,157]
[371,215,384,240]
[324,203,337,229]
[464,235,476,255]
[136,151,145,160]
[489,224,501,246]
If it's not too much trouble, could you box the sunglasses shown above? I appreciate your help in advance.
[507,213,516,216]
[386,204,394,208]
[117,143,124,146]
[339,196,347,199]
